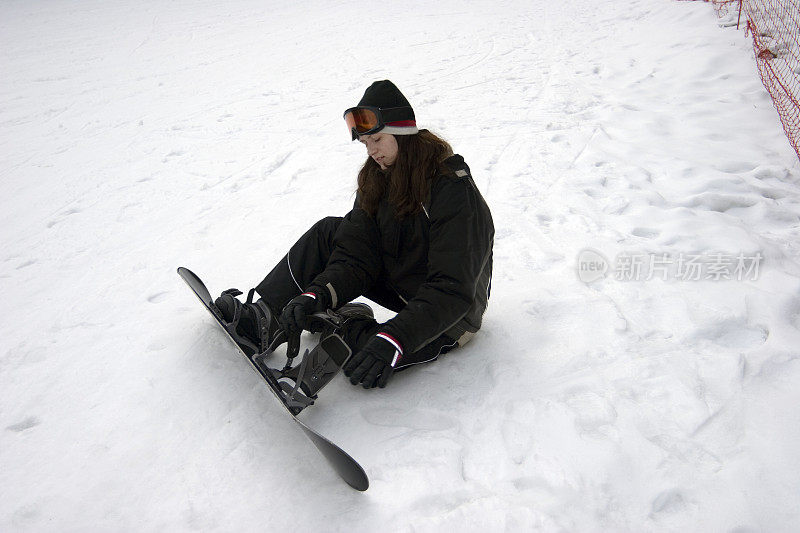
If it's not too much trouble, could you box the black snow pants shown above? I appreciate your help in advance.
[255,217,458,370]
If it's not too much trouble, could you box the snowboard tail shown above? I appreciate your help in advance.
[177,266,369,491]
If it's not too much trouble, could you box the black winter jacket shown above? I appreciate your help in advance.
[310,154,494,353]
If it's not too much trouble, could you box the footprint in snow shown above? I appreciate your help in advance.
[713,160,757,174]
[500,399,537,464]
[46,207,82,228]
[649,488,687,518]
[754,166,791,181]
[147,338,169,352]
[631,227,660,240]
[360,407,457,431]
[147,292,170,303]
[162,150,186,162]
[682,192,758,213]
[563,389,618,436]
[6,416,40,432]
[691,319,768,349]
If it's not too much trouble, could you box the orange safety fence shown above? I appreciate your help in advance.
[705,0,800,160]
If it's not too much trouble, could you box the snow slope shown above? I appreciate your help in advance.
[2,0,800,530]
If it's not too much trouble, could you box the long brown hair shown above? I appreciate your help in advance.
[357,129,453,218]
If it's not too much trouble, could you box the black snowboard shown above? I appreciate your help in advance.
[177,267,369,491]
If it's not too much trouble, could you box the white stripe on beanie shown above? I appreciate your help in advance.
[380,124,419,136]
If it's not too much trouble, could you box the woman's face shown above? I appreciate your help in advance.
[360,132,398,170]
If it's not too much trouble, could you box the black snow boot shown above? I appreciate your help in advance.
[214,288,281,356]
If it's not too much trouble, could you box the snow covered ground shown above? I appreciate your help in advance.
[2,0,800,530]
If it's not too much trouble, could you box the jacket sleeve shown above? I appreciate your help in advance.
[383,175,493,352]
[308,206,382,308]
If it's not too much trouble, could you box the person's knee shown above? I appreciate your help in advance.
[308,216,343,252]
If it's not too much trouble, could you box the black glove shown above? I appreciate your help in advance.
[280,289,328,358]
[343,333,404,388]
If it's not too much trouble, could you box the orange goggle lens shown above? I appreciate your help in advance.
[343,107,382,140]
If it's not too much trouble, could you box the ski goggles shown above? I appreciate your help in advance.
[343,106,416,140]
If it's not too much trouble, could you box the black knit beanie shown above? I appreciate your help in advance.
[357,80,418,136]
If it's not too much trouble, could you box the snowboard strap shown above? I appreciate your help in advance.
[282,334,352,399]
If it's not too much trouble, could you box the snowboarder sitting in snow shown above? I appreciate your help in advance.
[215,80,494,389]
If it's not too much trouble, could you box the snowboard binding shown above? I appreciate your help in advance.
[256,332,352,411]
[213,294,353,415]
[214,288,278,357]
